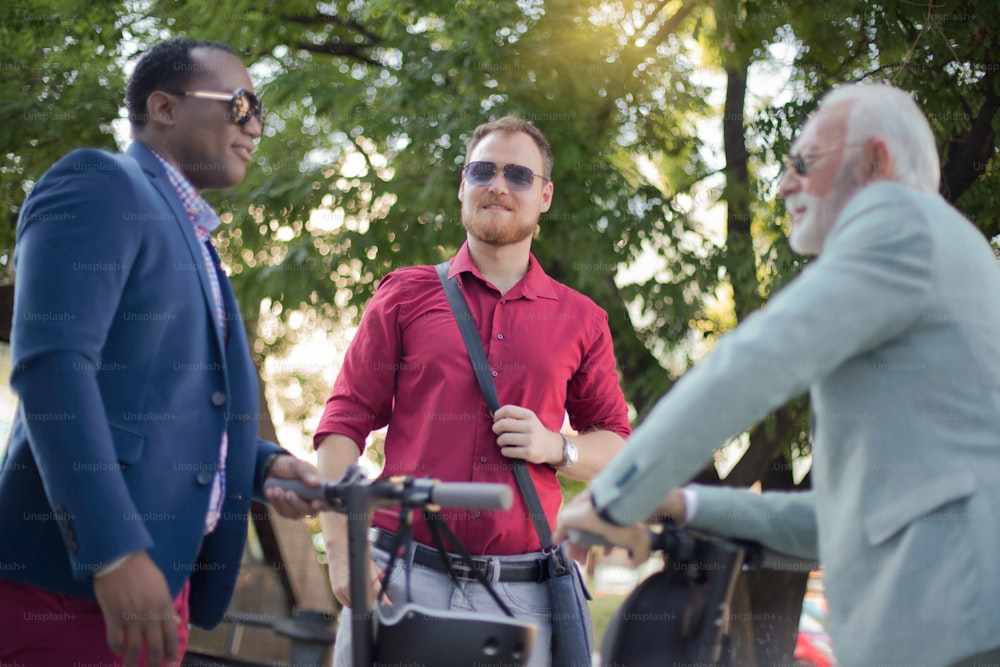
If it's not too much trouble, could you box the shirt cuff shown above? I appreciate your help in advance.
[94,552,137,578]
[682,487,699,524]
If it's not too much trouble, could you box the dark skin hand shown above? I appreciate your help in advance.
[93,550,179,667]
[94,454,325,666]
[262,453,328,518]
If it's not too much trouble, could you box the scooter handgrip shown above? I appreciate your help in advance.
[263,478,328,503]
[429,482,513,510]
[566,528,615,548]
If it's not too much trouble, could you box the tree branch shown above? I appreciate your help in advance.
[285,13,383,46]
[643,0,702,52]
[634,0,671,43]
[941,67,1000,203]
[293,41,383,68]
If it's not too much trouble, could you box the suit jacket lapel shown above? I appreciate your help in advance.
[126,143,227,356]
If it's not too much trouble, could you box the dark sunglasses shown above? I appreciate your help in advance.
[463,161,549,191]
[171,88,264,126]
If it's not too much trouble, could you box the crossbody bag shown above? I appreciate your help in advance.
[435,261,595,667]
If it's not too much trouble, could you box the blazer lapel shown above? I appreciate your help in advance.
[125,143,227,356]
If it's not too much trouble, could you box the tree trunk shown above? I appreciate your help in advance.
[718,36,809,665]
[253,368,337,615]
[745,455,811,666]
[941,67,1000,204]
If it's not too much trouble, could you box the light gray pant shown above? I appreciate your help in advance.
[332,540,553,667]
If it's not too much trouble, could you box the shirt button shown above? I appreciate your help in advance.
[211,391,226,406]
[497,333,504,340]
[480,456,487,463]
[196,470,214,486]
[491,370,498,377]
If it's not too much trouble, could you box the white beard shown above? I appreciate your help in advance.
[787,162,864,256]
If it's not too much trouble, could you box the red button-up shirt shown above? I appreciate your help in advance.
[314,243,631,555]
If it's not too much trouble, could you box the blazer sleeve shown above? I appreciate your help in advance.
[252,438,288,502]
[11,149,154,575]
[687,485,820,561]
[589,183,934,526]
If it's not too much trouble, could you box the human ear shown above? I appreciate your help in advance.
[144,91,176,127]
[538,180,554,213]
[865,140,892,182]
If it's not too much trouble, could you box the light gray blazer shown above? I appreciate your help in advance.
[590,182,1000,666]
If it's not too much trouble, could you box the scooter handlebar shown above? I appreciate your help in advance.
[264,478,327,503]
[263,477,513,511]
[428,482,513,510]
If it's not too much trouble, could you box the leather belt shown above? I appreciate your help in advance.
[372,528,550,583]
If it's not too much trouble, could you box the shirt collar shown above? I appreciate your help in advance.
[451,241,558,300]
[148,148,221,232]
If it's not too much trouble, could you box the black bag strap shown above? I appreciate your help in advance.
[424,510,515,617]
[378,488,417,604]
[435,261,555,550]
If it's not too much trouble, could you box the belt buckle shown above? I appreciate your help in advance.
[451,556,493,581]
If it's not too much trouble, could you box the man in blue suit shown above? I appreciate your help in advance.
[0,38,325,666]
[555,83,1000,666]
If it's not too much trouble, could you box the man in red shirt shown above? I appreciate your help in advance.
[314,115,632,666]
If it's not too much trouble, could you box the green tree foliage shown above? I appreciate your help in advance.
[3,1,998,659]
[6,0,998,450]
[0,0,130,269]
[149,0,724,418]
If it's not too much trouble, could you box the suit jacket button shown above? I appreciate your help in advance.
[196,470,214,486]
[211,391,226,407]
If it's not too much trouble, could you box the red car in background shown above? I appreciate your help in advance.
[795,596,837,667]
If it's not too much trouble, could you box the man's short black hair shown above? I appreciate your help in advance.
[126,38,238,127]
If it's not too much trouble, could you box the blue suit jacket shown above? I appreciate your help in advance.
[0,143,283,628]
[590,183,1000,666]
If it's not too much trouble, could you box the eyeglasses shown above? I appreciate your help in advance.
[463,161,549,191]
[783,143,866,177]
[171,88,264,126]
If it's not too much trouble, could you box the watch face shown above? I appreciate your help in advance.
[564,439,579,467]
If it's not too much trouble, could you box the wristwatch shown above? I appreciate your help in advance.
[556,434,579,470]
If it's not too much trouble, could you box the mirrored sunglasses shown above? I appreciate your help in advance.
[463,161,548,191]
[174,88,264,126]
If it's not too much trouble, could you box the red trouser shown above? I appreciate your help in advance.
[0,577,190,666]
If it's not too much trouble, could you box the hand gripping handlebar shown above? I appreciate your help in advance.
[567,525,818,571]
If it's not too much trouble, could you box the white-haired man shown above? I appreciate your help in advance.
[555,83,1000,667]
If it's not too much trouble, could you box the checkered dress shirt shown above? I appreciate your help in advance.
[153,152,229,534]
